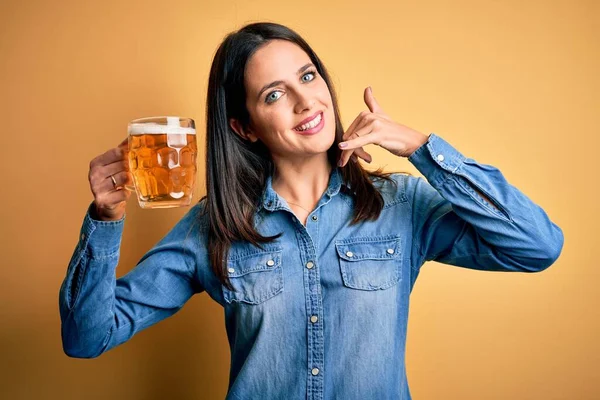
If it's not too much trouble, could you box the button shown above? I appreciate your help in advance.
[345,251,353,258]
[436,154,445,162]
[387,248,394,254]
[80,233,85,241]
[311,215,318,221]
[227,268,235,273]
[311,368,319,376]
[310,315,318,323]
[306,261,314,269]
[267,201,273,207]
[266,259,275,266]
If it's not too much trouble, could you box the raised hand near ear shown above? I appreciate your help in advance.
[338,87,429,167]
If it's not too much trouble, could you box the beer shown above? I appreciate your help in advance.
[127,117,197,209]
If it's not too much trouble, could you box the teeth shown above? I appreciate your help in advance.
[295,113,322,131]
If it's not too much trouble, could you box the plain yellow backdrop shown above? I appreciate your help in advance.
[0,0,598,399]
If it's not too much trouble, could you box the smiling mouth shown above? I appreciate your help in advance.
[294,112,323,131]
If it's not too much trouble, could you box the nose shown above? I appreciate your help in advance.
[293,88,316,114]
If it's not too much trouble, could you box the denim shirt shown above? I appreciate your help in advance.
[59,133,564,400]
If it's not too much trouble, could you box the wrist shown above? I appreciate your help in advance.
[91,204,125,222]
[407,133,430,157]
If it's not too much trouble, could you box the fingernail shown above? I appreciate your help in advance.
[368,86,372,93]
[339,142,347,148]
[338,160,344,167]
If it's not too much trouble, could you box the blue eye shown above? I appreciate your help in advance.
[265,70,318,104]
[301,71,316,82]
[266,91,282,103]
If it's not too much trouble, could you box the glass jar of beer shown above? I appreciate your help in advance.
[127,116,197,209]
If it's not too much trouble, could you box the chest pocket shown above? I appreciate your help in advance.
[335,235,402,290]
[222,248,284,305]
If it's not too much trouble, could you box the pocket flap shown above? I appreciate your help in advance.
[335,236,401,261]
[227,249,282,278]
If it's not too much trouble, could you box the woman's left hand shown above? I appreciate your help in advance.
[338,87,430,167]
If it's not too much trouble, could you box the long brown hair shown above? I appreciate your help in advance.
[200,22,407,291]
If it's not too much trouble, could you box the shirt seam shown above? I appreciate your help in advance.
[407,186,422,273]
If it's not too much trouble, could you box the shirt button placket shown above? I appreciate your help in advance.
[305,258,322,394]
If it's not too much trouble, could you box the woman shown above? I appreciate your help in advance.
[59,22,564,399]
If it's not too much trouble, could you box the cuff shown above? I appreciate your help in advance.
[407,133,467,185]
[78,201,125,259]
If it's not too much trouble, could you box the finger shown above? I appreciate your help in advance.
[339,122,371,166]
[364,86,384,114]
[89,160,129,191]
[339,124,377,152]
[339,141,368,167]
[339,144,373,167]
[118,137,128,148]
[339,114,365,168]
[103,159,130,176]
[353,147,372,163]
[344,112,390,143]
[338,148,353,168]
[343,115,373,142]
[91,147,128,168]
[340,114,375,164]
[96,188,131,207]
[110,170,134,191]
[342,111,369,141]
[98,170,134,194]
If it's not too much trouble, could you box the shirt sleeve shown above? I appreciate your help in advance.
[407,133,564,273]
[58,200,207,358]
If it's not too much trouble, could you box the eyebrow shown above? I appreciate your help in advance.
[256,63,315,100]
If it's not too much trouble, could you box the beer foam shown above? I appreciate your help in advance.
[128,123,196,135]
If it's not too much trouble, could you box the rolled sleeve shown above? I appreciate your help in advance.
[407,133,564,273]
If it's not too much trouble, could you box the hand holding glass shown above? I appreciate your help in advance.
[125,116,197,209]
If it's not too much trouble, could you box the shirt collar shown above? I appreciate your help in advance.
[260,166,348,212]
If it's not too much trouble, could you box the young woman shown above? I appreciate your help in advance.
[59,22,564,399]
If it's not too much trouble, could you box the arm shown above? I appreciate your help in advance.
[58,201,206,358]
[407,133,564,273]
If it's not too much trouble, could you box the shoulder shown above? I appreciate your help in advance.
[163,197,209,243]
[368,172,414,208]
[186,197,210,231]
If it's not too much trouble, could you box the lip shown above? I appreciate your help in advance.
[294,112,325,136]
[294,111,323,130]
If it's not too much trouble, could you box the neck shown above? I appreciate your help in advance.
[271,153,332,208]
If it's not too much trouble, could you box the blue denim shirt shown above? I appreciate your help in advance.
[59,133,564,400]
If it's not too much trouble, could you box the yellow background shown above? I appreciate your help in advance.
[1,0,598,398]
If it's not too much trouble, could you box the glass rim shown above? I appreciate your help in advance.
[129,116,194,124]
[128,116,196,135]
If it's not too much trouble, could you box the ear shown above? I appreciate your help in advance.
[229,118,259,143]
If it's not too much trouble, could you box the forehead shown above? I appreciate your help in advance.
[244,40,311,92]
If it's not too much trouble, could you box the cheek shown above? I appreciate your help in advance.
[319,81,333,102]
[254,112,291,139]
[263,108,297,133]
[266,113,289,131]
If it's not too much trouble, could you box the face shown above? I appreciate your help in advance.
[231,39,336,162]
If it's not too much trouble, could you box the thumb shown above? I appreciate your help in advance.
[364,86,383,113]
[118,137,129,149]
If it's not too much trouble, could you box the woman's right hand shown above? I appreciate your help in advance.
[88,138,135,221]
